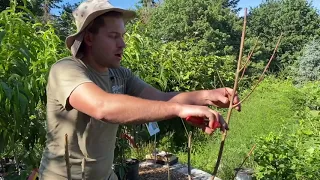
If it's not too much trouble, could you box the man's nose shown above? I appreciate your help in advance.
[118,37,126,49]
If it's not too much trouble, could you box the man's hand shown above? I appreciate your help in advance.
[202,88,241,112]
[177,104,228,134]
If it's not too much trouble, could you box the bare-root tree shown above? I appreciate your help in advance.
[210,8,283,179]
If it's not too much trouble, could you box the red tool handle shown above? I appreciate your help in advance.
[185,116,221,129]
[185,116,205,126]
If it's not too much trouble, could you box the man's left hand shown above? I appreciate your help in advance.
[202,87,241,112]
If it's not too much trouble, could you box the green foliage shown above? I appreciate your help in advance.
[123,22,236,92]
[254,110,320,179]
[53,2,79,42]
[0,0,62,18]
[177,78,306,179]
[0,2,67,172]
[141,0,242,56]
[298,81,320,110]
[247,0,320,73]
[296,38,320,82]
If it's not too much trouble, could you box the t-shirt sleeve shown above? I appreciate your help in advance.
[47,59,93,108]
[125,69,151,97]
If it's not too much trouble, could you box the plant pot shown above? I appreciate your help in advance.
[114,158,139,180]
[234,168,255,180]
[125,158,139,180]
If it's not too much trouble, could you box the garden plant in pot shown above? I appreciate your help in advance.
[113,126,140,180]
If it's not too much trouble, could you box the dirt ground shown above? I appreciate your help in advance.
[139,166,190,180]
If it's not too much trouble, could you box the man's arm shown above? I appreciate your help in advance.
[138,86,207,105]
[68,82,218,125]
[69,82,180,124]
[138,86,241,111]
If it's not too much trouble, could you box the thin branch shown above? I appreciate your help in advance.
[232,144,256,180]
[211,8,248,179]
[238,37,259,83]
[216,71,225,87]
[166,151,171,180]
[188,131,192,180]
[233,33,283,108]
[65,134,72,180]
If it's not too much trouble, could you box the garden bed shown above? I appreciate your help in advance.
[138,161,221,180]
[139,166,188,180]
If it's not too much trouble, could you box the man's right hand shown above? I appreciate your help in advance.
[177,104,228,134]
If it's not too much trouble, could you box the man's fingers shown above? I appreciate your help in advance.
[233,94,241,112]
[208,110,228,131]
[217,96,229,105]
[225,88,241,112]
[224,87,233,96]
[203,127,214,134]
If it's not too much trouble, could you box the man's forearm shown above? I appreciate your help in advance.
[138,87,208,105]
[99,94,181,124]
[164,90,207,105]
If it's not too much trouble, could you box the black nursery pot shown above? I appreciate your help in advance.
[125,158,140,180]
[114,158,140,180]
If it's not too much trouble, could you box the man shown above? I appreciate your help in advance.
[38,0,241,179]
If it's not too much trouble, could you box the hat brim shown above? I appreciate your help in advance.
[65,8,136,51]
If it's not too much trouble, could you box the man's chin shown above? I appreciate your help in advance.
[108,62,121,69]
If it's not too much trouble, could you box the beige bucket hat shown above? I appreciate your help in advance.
[65,0,136,57]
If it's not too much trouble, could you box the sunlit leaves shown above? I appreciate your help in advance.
[254,112,320,179]
[0,2,67,170]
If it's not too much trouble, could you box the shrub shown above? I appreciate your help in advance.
[0,3,68,173]
[254,110,320,179]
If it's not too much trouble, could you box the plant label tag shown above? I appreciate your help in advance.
[146,122,160,136]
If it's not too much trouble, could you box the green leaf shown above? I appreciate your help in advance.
[0,30,6,45]
[0,81,12,99]
[18,92,28,114]
[302,129,314,135]
[307,147,315,154]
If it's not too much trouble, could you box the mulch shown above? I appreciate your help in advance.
[139,166,190,180]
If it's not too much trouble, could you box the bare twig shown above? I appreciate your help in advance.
[216,71,225,87]
[233,33,283,108]
[211,8,248,180]
[166,151,170,180]
[65,134,72,180]
[238,38,259,83]
[188,131,192,180]
[232,144,256,180]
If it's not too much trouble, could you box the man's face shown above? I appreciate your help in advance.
[89,16,126,69]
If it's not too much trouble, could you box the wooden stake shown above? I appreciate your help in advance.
[65,134,72,180]
[82,156,86,180]
[232,144,256,180]
[188,131,192,180]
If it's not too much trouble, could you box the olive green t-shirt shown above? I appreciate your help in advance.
[38,57,150,180]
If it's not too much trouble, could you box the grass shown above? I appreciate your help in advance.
[177,79,304,179]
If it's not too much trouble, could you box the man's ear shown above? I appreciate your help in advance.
[83,31,94,47]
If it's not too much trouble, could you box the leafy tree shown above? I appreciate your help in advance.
[296,38,320,82]
[53,2,79,42]
[141,0,243,57]
[137,0,158,8]
[0,2,68,172]
[0,0,62,19]
[246,0,320,73]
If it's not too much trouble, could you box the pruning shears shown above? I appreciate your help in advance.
[185,116,221,130]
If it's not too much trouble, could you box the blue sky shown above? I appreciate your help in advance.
[52,0,320,15]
